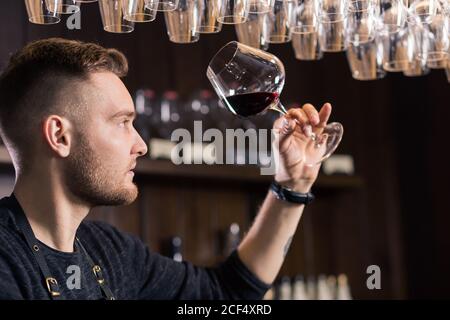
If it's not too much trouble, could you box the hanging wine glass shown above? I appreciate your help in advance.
[292,0,323,60]
[345,0,386,80]
[409,0,449,69]
[316,0,348,52]
[98,0,135,33]
[264,0,297,43]
[403,21,430,76]
[199,0,223,33]
[46,0,80,14]
[25,0,61,24]
[123,0,157,22]
[164,0,202,43]
[235,12,270,50]
[218,0,250,24]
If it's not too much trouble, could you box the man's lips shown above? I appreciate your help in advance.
[127,163,137,176]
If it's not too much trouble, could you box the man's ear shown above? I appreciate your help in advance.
[42,115,73,158]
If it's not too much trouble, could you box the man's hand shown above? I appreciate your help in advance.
[272,103,332,193]
[237,102,334,285]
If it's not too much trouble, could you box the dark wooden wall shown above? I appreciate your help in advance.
[0,0,449,299]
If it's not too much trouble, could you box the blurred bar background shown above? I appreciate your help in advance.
[0,0,449,299]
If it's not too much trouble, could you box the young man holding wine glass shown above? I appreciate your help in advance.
[0,38,331,300]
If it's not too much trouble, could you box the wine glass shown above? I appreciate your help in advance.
[345,0,386,80]
[25,0,61,24]
[235,12,270,50]
[206,41,343,167]
[46,0,80,14]
[316,0,348,52]
[123,0,157,22]
[98,0,135,33]
[292,0,323,61]
[164,0,202,43]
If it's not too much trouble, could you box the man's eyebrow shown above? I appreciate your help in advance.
[110,110,136,120]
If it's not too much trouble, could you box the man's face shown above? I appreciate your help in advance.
[63,72,148,207]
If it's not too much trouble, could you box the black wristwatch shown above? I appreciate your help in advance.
[270,181,315,205]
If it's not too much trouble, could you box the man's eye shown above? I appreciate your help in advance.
[119,119,130,127]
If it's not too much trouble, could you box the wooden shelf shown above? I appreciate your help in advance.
[0,146,364,188]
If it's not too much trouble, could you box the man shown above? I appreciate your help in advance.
[0,38,332,300]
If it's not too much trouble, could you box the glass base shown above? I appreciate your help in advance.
[168,34,200,44]
[352,70,386,81]
[199,26,222,34]
[29,15,61,25]
[103,25,134,33]
[124,13,156,23]
[303,122,344,167]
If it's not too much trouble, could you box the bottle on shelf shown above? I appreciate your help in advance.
[278,276,292,300]
[274,273,351,300]
[292,275,309,300]
[336,274,352,300]
[305,275,317,300]
[317,274,334,300]
[134,89,157,146]
[147,90,180,160]
[327,275,337,299]
[222,223,241,257]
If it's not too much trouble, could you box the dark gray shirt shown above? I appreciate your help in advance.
[0,194,270,300]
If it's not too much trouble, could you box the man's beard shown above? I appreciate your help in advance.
[63,135,138,207]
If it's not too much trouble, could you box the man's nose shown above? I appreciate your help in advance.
[133,130,148,157]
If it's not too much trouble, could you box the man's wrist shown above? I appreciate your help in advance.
[270,181,315,205]
[274,179,314,193]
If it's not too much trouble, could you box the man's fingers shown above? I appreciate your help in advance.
[287,107,309,125]
[286,107,314,137]
[313,103,332,136]
[318,103,332,128]
[276,103,332,138]
[302,103,320,125]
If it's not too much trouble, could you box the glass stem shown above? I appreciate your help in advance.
[270,101,288,115]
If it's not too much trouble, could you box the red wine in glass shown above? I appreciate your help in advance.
[225,92,279,118]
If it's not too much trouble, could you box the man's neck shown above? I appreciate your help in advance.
[13,175,91,253]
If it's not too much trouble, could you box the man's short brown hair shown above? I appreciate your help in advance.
[0,38,128,172]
